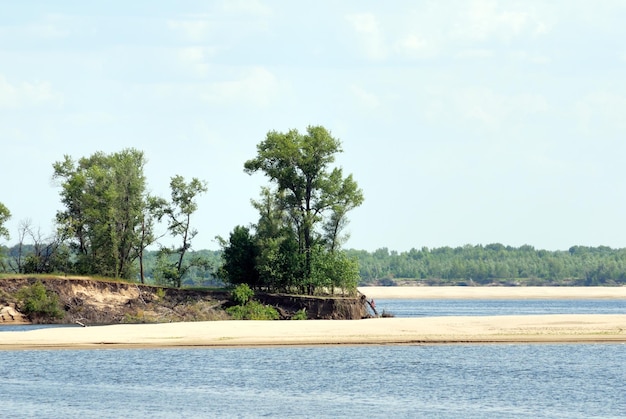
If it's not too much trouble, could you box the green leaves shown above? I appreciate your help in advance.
[0,202,10,241]
[151,175,208,287]
[52,148,147,279]
[231,283,254,305]
[16,281,64,320]
[238,125,364,295]
[219,226,260,288]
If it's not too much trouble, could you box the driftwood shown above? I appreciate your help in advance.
[366,298,379,317]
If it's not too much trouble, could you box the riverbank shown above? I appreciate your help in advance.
[358,286,626,299]
[1,314,624,350]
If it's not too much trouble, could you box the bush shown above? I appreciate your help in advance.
[231,283,254,305]
[155,288,166,300]
[226,300,279,320]
[291,308,307,320]
[16,281,64,319]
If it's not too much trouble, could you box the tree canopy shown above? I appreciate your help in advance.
[151,175,208,287]
[3,126,366,293]
[0,202,10,241]
[52,148,148,279]
[220,125,364,295]
[350,244,626,286]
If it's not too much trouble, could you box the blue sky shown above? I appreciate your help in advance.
[2,0,626,252]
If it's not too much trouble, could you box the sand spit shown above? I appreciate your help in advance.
[1,314,624,350]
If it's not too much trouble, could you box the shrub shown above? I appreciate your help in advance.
[155,287,166,300]
[16,281,64,319]
[226,300,279,320]
[291,308,307,320]
[231,283,254,305]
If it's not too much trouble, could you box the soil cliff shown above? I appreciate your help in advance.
[0,277,368,325]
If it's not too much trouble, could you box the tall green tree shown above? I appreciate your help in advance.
[152,175,208,287]
[136,197,161,283]
[52,148,147,279]
[249,187,304,292]
[0,202,10,272]
[218,225,260,288]
[0,202,10,241]
[244,125,364,294]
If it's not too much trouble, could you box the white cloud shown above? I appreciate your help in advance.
[346,13,387,60]
[423,86,550,131]
[350,85,380,110]
[220,0,272,16]
[167,18,212,42]
[452,0,548,42]
[510,50,550,64]
[25,22,70,40]
[394,33,437,59]
[459,88,500,127]
[62,111,118,126]
[0,75,63,109]
[207,67,280,107]
[458,88,550,129]
[456,48,494,59]
[575,91,626,133]
[147,67,282,108]
[177,46,217,77]
[346,2,550,63]
[0,13,71,41]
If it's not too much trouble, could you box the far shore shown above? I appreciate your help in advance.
[358,286,626,300]
[1,314,624,350]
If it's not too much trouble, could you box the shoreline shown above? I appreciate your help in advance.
[358,286,626,299]
[1,314,624,350]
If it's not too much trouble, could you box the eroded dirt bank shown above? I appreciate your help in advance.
[0,277,367,325]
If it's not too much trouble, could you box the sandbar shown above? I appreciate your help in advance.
[358,286,626,299]
[0,314,624,350]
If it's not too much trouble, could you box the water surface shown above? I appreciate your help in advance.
[1,345,624,418]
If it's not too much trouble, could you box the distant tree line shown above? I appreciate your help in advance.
[0,244,221,287]
[348,244,626,286]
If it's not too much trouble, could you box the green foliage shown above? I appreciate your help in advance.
[309,246,360,295]
[218,226,259,287]
[0,203,10,272]
[242,126,364,295]
[155,287,166,299]
[291,308,307,320]
[138,249,221,286]
[52,149,147,279]
[226,284,279,320]
[231,283,254,305]
[151,175,208,287]
[226,300,279,320]
[349,244,626,285]
[16,281,64,319]
[0,202,10,241]
[153,249,181,287]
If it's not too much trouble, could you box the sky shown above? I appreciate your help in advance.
[2,0,626,252]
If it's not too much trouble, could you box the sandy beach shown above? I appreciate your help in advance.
[1,287,624,350]
[0,314,624,350]
[358,286,626,299]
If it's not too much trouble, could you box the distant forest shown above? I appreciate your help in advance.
[3,243,626,287]
[346,244,626,286]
